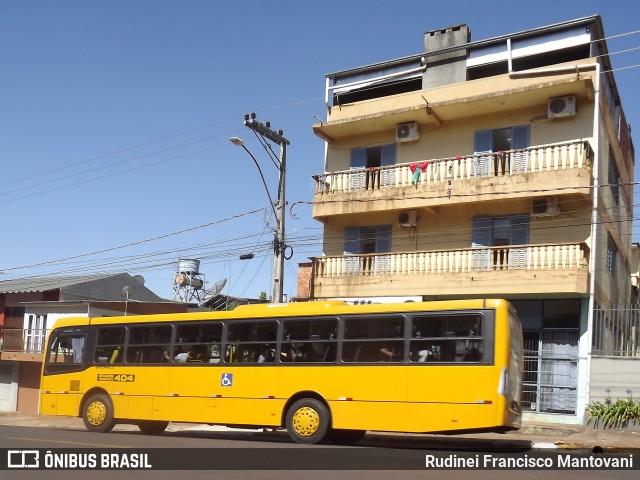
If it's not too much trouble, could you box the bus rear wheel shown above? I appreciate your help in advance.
[137,420,169,435]
[82,393,115,433]
[285,398,331,444]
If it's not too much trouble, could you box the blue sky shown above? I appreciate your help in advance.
[1,0,639,301]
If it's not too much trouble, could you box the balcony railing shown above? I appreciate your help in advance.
[0,327,48,354]
[314,140,592,196]
[313,243,588,279]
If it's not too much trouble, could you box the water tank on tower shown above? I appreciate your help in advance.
[178,259,200,275]
[175,273,204,290]
[172,258,206,303]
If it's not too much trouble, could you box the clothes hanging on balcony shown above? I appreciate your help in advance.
[409,163,420,187]
[365,167,380,190]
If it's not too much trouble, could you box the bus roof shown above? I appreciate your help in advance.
[50,299,510,330]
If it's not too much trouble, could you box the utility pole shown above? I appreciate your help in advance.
[242,113,290,303]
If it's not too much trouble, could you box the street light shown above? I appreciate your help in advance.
[229,126,288,303]
[229,137,277,219]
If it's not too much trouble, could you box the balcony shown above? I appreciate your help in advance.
[0,327,47,362]
[312,140,592,219]
[316,62,596,141]
[311,242,589,299]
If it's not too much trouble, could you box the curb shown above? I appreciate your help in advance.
[531,442,558,449]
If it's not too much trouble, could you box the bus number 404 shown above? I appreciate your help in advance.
[113,374,135,382]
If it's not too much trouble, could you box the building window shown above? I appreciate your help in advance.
[607,234,618,276]
[474,125,530,175]
[343,225,392,275]
[351,144,397,169]
[608,147,620,206]
[472,215,530,270]
[350,144,397,190]
[25,314,47,353]
[344,225,392,255]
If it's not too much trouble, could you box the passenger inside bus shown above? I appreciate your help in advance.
[174,348,190,363]
[162,347,171,362]
[463,347,482,362]
[257,345,276,363]
[379,346,401,361]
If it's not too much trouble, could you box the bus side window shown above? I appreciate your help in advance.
[95,327,125,364]
[341,343,361,362]
[410,314,484,364]
[463,347,482,362]
[208,343,221,363]
[322,343,336,362]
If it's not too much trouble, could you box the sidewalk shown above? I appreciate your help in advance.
[0,412,639,451]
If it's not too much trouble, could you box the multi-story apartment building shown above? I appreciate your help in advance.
[307,16,636,424]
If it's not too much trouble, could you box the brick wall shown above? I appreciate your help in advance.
[297,262,312,299]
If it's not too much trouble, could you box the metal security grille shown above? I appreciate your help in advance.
[523,329,579,414]
[593,305,640,357]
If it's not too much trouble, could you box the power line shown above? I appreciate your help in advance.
[0,208,264,273]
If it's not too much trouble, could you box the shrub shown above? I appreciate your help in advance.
[586,391,640,428]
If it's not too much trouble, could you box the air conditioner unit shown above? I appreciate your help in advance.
[531,197,559,217]
[396,122,420,143]
[547,95,576,118]
[398,210,418,227]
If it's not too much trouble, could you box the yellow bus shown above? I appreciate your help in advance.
[40,299,522,444]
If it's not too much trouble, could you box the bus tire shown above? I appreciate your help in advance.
[330,429,366,445]
[137,420,169,435]
[82,393,116,433]
[285,398,331,444]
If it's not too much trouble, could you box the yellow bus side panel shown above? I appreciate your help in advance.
[40,393,57,416]
[40,393,79,417]
[329,401,497,432]
[41,362,506,433]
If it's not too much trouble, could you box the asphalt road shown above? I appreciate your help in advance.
[0,424,636,480]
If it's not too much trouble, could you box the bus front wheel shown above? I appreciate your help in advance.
[138,420,169,435]
[82,393,115,433]
[285,398,331,444]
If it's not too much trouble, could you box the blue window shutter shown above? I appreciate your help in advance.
[376,225,392,252]
[344,226,361,276]
[474,130,492,177]
[509,215,530,269]
[344,227,361,254]
[379,144,397,188]
[472,216,491,271]
[349,148,366,191]
[511,125,531,174]
[376,225,392,274]
[510,215,530,245]
[472,216,491,247]
[350,148,366,169]
[380,144,397,166]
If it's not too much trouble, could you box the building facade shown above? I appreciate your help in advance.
[308,16,636,424]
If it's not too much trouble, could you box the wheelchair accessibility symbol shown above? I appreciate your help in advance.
[221,373,233,387]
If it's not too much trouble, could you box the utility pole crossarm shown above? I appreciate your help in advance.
[244,113,291,146]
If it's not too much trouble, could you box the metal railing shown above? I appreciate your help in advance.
[313,242,589,279]
[0,327,48,354]
[593,306,640,357]
[313,140,592,195]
